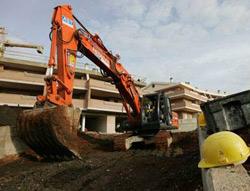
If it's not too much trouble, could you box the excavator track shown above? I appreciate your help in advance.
[16,106,81,160]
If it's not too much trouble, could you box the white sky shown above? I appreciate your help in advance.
[1,0,250,94]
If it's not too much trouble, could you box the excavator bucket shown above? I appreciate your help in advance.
[16,106,81,160]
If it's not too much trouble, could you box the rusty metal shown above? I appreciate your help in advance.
[16,106,81,160]
[154,130,172,151]
[113,133,132,151]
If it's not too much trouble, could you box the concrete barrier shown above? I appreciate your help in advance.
[0,106,28,159]
[0,125,28,159]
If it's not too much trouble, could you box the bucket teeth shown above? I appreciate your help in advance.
[16,106,81,160]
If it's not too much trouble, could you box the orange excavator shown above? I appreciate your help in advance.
[17,4,178,160]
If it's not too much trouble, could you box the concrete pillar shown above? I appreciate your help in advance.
[0,28,6,57]
[80,115,86,132]
[86,73,89,80]
[0,27,6,43]
[106,115,116,134]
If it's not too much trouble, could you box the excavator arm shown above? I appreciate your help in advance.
[17,4,177,160]
[38,4,141,127]
[16,4,144,159]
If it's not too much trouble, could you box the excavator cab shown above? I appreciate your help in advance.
[116,92,178,135]
[140,92,178,136]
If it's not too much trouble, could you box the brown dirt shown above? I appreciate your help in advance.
[0,131,202,191]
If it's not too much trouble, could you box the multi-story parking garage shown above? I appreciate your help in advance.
[0,54,145,133]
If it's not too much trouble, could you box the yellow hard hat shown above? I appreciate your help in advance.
[198,131,250,168]
[198,113,206,127]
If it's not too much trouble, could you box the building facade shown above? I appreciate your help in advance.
[0,56,145,134]
[143,82,224,120]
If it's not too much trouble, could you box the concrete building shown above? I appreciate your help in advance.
[0,52,145,134]
[143,82,224,120]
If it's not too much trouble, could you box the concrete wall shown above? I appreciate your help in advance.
[0,106,22,126]
[177,118,197,132]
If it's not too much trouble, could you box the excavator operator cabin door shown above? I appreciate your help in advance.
[142,94,159,124]
[160,94,172,128]
[141,93,173,135]
[141,93,160,135]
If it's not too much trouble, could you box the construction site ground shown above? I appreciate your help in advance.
[0,131,202,191]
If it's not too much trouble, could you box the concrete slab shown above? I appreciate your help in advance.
[125,136,144,150]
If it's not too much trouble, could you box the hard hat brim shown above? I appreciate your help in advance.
[198,148,250,169]
[198,159,216,168]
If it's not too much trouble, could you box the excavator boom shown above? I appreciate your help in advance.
[17,4,178,159]
[17,4,142,159]
[39,5,141,126]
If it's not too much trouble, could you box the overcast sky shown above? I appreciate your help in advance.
[1,0,250,94]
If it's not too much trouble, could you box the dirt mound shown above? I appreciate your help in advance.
[0,130,202,191]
